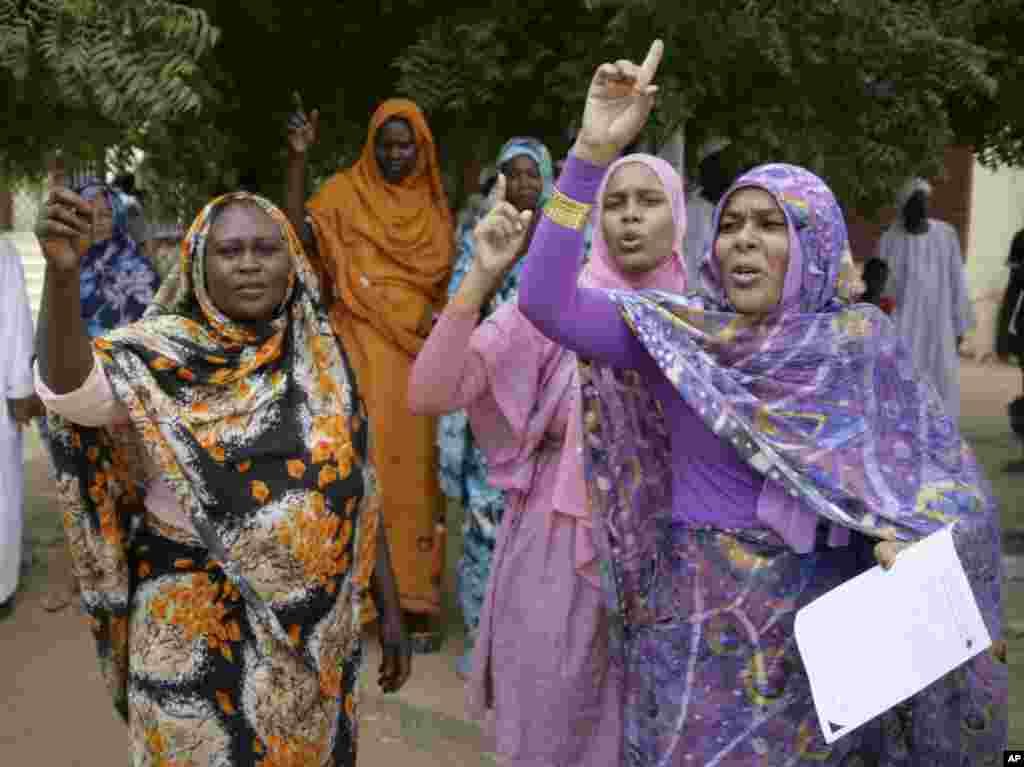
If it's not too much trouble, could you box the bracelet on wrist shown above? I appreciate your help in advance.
[543,188,593,231]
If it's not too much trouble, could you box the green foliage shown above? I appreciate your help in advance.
[0,0,218,180]
[394,0,1021,216]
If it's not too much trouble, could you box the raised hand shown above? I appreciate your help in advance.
[35,154,95,273]
[287,91,319,155]
[576,39,664,164]
[472,173,534,281]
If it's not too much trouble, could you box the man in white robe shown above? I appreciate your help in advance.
[878,178,975,422]
[0,237,38,614]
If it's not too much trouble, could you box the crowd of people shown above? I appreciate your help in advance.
[0,38,1011,766]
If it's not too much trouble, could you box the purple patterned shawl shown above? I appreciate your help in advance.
[582,162,1003,668]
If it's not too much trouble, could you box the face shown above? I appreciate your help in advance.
[715,187,791,317]
[601,163,675,276]
[503,155,543,211]
[92,194,114,242]
[375,118,418,184]
[204,203,293,323]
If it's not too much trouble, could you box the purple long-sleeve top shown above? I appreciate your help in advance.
[519,154,763,530]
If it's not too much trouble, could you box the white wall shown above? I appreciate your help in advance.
[965,162,1024,297]
[960,162,1024,359]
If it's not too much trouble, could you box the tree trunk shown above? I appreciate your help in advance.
[0,186,13,231]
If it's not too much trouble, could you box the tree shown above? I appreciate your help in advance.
[127,0,441,221]
[0,0,219,181]
[394,0,1022,215]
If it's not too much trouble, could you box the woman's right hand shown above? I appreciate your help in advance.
[287,91,319,155]
[575,39,664,165]
[35,158,94,274]
[471,174,533,283]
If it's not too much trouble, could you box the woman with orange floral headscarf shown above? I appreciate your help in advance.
[286,95,455,649]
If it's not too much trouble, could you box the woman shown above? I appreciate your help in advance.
[409,151,686,765]
[286,97,454,650]
[517,41,1006,764]
[38,178,162,613]
[438,137,553,677]
[33,178,411,765]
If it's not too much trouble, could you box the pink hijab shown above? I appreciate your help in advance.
[467,154,688,587]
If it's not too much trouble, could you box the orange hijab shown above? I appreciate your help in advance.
[308,98,454,356]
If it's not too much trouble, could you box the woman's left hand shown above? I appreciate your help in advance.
[378,612,412,693]
[874,528,913,569]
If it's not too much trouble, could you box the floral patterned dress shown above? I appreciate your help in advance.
[39,193,380,767]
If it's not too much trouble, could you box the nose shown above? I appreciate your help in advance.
[237,247,262,272]
[733,218,759,249]
[622,197,642,222]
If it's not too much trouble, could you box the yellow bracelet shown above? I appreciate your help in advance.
[543,188,593,231]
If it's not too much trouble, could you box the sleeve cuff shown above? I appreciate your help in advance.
[556,154,607,206]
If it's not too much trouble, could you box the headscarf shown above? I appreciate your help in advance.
[581,163,1001,641]
[438,137,554,504]
[307,99,454,357]
[47,193,379,718]
[582,153,688,292]
[895,176,932,211]
[75,180,161,337]
[465,154,688,586]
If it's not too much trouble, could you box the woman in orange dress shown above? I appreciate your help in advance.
[285,97,455,649]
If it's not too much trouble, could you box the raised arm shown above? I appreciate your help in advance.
[520,39,665,368]
[409,175,528,414]
[518,155,645,367]
[34,160,96,395]
[285,92,320,256]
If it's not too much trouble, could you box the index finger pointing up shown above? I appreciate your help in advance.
[638,39,664,86]
[493,172,507,204]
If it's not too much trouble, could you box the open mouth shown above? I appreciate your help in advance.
[619,235,644,253]
[729,264,763,287]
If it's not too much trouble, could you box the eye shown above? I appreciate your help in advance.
[719,218,740,232]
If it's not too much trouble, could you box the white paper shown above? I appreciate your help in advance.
[794,525,991,744]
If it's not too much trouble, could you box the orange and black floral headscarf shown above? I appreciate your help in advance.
[48,192,380,718]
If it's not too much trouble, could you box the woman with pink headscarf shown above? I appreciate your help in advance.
[407,153,687,767]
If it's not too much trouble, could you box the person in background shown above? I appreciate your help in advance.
[996,228,1024,472]
[112,173,148,246]
[285,94,455,652]
[38,176,161,613]
[438,137,553,677]
[878,178,975,421]
[141,222,185,281]
[0,237,40,620]
[860,257,893,313]
[683,138,736,286]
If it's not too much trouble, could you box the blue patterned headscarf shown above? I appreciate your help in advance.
[75,180,161,337]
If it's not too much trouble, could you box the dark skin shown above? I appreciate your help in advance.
[375,118,418,184]
[34,176,411,692]
[502,155,543,213]
[285,95,419,258]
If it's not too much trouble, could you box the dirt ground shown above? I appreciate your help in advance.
[1,358,1021,763]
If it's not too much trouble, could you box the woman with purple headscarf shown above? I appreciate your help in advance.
[515,40,1006,765]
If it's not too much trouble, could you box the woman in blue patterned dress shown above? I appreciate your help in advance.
[438,137,554,676]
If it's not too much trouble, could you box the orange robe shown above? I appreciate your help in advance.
[307,99,454,617]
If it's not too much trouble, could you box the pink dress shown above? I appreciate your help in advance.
[409,301,622,767]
